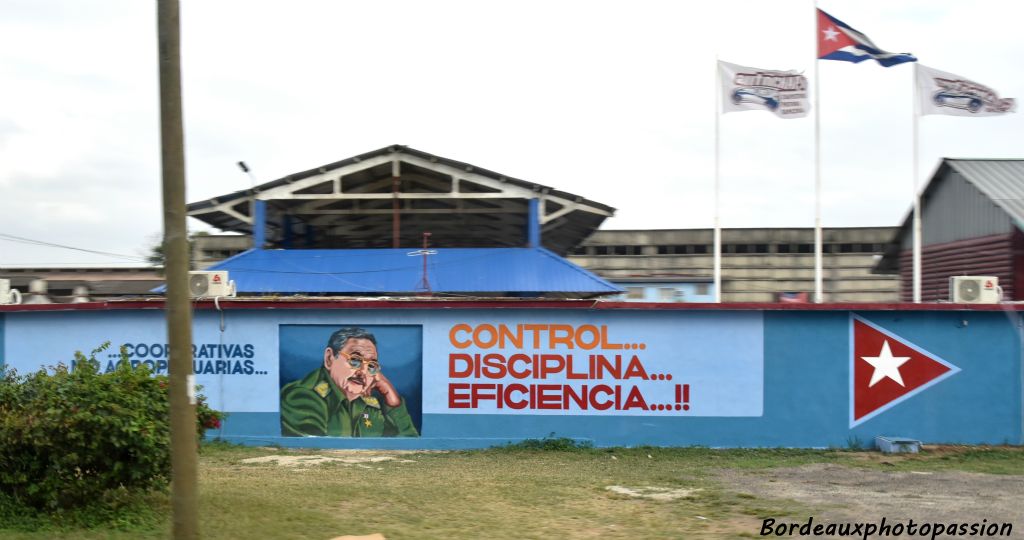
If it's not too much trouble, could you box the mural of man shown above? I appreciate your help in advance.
[280,327,419,437]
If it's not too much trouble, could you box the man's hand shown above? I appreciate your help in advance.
[365,372,402,407]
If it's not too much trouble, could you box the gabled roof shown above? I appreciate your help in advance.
[172,247,623,297]
[874,158,1024,273]
[187,145,615,255]
[947,159,1024,228]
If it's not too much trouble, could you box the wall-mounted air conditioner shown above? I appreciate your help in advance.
[0,279,22,305]
[949,276,1001,304]
[188,271,236,298]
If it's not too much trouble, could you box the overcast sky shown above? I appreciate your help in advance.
[1,0,1021,266]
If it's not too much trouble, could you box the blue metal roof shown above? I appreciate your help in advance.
[169,248,622,296]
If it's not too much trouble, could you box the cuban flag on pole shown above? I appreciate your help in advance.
[817,9,916,67]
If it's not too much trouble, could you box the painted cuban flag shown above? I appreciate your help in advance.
[817,9,916,67]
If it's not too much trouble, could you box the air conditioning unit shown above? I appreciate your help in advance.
[188,271,236,298]
[949,276,1001,304]
[0,279,22,305]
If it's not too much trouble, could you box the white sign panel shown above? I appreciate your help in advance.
[422,312,764,416]
[2,311,278,412]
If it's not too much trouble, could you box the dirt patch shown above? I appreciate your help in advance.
[240,454,416,468]
[605,485,703,500]
[716,463,1024,526]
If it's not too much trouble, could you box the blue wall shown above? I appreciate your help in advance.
[1,305,1020,449]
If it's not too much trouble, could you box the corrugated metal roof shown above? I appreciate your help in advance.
[947,159,1024,230]
[165,248,623,296]
[874,158,1024,273]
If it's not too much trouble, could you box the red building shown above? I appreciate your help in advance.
[875,158,1024,302]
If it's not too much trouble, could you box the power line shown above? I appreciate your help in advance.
[0,233,151,263]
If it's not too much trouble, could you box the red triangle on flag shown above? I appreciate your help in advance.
[851,315,960,427]
[818,9,857,58]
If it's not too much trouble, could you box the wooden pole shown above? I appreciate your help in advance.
[156,0,199,537]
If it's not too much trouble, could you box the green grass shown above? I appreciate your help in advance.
[837,445,1024,475]
[1,443,1021,539]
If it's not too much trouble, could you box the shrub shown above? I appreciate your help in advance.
[0,342,224,511]
[195,385,227,438]
[493,433,595,452]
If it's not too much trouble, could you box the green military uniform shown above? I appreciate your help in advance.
[280,367,419,437]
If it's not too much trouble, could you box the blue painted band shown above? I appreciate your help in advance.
[253,199,267,249]
[528,198,540,247]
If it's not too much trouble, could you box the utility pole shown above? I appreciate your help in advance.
[418,232,433,293]
[157,1,199,538]
[407,232,436,294]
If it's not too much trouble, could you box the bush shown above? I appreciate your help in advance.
[195,385,227,437]
[0,342,224,511]
[493,433,595,452]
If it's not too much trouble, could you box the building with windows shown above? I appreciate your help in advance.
[180,145,901,303]
[188,225,900,303]
[569,227,899,303]
[3,146,906,303]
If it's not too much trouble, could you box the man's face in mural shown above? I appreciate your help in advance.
[324,337,380,401]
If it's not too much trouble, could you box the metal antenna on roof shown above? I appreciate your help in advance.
[407,232,436,294]
[237,161,257,187]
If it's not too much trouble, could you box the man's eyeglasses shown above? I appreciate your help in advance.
[340,352,381,375]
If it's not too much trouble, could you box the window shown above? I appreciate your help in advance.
[777,244,791,253]
[797,243,813,253]
[625,287,645,300]
[693,245,708,254]
[754,244,769,253]
[658,288,676,302]
[695,283,709,296]
[595,246,610,255]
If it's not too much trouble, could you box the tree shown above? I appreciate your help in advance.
[145,231,208,271]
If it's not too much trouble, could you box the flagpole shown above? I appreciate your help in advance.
[714,55,722,303]
[813,3,824,304]
[912,63,922,303]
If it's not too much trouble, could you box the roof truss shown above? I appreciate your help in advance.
[187,147,614,254]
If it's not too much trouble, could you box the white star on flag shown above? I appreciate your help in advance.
[822,25,839,41]
[862,340,911,387]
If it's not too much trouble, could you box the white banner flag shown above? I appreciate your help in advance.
[719,60,809,119]
[917,64,1016,117]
